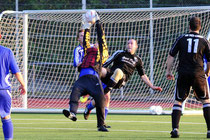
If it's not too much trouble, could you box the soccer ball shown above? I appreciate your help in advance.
[149,106,163,115]
[155,106,163,115]
[85,10,97,24]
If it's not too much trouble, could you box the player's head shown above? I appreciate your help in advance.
[189,17,201,31]
[77,29,84,45]
[127,39,138,55]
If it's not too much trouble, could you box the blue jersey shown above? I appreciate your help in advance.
[73,45,84,67]
[204,56,210,85]
[0,45,20,90]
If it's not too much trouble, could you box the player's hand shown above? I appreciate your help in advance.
[166,72,174,80]
[19,85,26,95]
[152,86,162,92]
[82,15,92,29]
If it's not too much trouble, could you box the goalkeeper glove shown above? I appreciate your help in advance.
[82,15,92,29]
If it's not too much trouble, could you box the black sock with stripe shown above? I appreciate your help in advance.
[203,103,210,131]
[172,104,182,130]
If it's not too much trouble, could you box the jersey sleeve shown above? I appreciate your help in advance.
[83,29,91,57]
[96,20,109,64]
[73,46,83,67]
[9,50,20,74]
[204,38,210,62]
[169,35,182,57]
[103,50,123,68]
[136,57,145,76]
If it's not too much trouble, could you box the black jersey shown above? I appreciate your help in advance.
[103,50,145,81]
[169,32,210,75]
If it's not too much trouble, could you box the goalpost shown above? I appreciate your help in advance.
[0,6,210,114]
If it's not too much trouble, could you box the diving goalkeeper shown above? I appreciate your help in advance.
[84,39,163,119]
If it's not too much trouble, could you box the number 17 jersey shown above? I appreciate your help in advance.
[169,32,210,75]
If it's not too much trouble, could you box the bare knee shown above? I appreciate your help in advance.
[111,68,124,82]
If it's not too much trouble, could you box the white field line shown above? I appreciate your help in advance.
[13,119,206,125]
[14,126,206,135]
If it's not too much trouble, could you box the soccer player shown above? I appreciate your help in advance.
[166,17,210,138]
[0,45,26,140]
[84,39,163,119]
[63,13,109,132]
[73,29,84,69]
[73,29,111,125]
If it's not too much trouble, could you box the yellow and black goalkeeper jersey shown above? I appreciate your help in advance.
[80,21,109,73]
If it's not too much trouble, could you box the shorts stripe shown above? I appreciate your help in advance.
[174,74,182,101]
[203,103,210,108]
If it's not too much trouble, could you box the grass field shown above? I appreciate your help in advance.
[0,113,208,140]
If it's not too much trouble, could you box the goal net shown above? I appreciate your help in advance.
[0,7,210,114]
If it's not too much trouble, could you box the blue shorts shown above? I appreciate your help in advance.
[0,90,12,118]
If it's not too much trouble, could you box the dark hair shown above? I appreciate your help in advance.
[189,17,201,31]
[77,29,84,39]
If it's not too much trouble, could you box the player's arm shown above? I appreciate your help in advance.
[96,19,109,64]
[136,57,162,91]
[166,36,181,80]
[103,50,123,68]
[14,72,26,95]
[82,17,92,56]
[141,75,162,91]
[166,55,175,80]
[73,46,83,67]
[9,50,26,95]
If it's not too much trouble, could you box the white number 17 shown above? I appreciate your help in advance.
[187,38,199,53]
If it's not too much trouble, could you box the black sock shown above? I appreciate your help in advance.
[172,104,182,130]
[104,78,117,94]
[203,103,210,131]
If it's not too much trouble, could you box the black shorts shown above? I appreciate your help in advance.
[175,72,209,102]
[101,68,125,89]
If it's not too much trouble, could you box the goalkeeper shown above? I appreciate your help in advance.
[84,39,163,119]
[73,25,111,127]
[63,12,109,132]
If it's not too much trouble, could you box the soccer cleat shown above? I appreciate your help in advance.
[207,132,210,138]
[63,109,77,121]
[104,124,111,128]
[98,125,109,132]
[84,104,91,120]
[170,129,179,138]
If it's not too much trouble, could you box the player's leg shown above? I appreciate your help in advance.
[0,90,13,140]
[104,68,124,94]
[193,74,210,138]
[104,91,110,120]
[84,92,110,122]
[63,77,86,121]
[88,76,108,132]
[84,99,95,120]
[171,73,191,138]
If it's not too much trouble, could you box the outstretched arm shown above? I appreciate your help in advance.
[141,74,162,91]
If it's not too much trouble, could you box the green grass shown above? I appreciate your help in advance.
[0,113,208,140]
